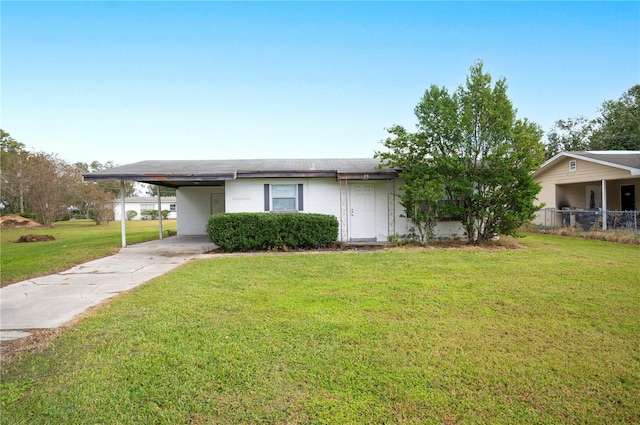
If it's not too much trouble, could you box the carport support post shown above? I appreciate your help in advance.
[120,180,127,247]
[157,186,163,239]
[602,179,607,230]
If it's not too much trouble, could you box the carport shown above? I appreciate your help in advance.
[84,160,235,247]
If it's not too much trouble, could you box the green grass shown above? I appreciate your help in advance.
[0,219,177,286]
[2,234,639,424]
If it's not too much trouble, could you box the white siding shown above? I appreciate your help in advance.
[176,178,465,241]
[113,199,177,220]
[177,187,224,235]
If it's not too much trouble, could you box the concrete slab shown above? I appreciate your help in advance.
[1,331,31,341]
[0,235,214,339]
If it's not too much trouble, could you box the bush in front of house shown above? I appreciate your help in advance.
[206,213,339,252]
[141,210,159,220]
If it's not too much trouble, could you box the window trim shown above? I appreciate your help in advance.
[569,160,577,172]
[140,203,156,211]
[264,183,304,212]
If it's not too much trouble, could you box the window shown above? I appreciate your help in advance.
[169,204,176,212]
[272,185,297,211]
[140,203,156,211]
[569,160,577,172]
[265,184,304,211]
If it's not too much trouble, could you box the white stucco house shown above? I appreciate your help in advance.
[112,196,177,221]
[85,158,464,244]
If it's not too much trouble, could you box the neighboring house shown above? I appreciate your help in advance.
[86,159,464,242]
[113,196,177,221]
[533,151,640,228]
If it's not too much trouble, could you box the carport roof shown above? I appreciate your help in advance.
[84,158,400,188]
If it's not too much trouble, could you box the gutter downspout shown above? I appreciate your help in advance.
[120,181,127,247]
[157,187,163,239]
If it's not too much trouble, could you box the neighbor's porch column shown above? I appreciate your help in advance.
[120,180,127,247]
[602,179,607,230]
[157,186,163,239]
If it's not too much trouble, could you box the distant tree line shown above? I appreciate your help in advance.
[0,130,135,226]
[544,85,640,159]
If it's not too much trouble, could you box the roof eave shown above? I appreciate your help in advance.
[83,173,237,183]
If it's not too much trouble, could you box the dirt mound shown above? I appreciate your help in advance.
[0,215,43,229]
[17,234,56,243]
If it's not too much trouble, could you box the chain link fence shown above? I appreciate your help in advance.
[536,208,639,237]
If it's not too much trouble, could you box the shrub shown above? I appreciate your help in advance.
[141,210,158,220]
[206,213,339,252]
[161,210,170,219]
[126,210,138,220]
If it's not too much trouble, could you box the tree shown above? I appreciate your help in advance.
[73,182,116,225]
[379,125,446,244]
[21,152,81,226]
[544,117,594,159]
[377,61,545,245]
[590,85,640,150]
[75,161,136,198]
[545,85,640,155]
[145,184,176,197]
[0,130,28,214]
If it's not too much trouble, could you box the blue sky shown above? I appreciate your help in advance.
[2,1,638,165]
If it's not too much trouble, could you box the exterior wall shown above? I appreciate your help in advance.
[537,157,633,185]
[113,198,177,221]
[226,177,343,232]
[177,187,224,235]
[533,157,639,225]
[176,178,466,241]
[389,180,464,241]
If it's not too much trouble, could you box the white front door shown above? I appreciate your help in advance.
[210,193,225,215]
[349,183,376,241]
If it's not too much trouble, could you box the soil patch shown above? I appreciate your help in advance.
[0,215,43,229]
[16,234,56,243]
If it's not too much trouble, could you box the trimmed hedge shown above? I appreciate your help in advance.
[206,213,339,252]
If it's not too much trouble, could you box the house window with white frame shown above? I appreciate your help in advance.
[271,184,297,211]
[569,160,577,172]
[140,203,156,212]
[169,204,176,212]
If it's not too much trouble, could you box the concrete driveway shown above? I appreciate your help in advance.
[0,236,216,341]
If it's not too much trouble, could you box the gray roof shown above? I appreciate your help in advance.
[569,151,640,170]
[84,158,399,188]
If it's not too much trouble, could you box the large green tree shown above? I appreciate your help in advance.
[544,85,640,157]
[590,84,640,150]
[544,117,594,159]
[377,62,545,245]
[0,130,28,214]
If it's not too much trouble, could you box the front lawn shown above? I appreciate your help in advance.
[1,234,639,423]
[0,219,176,286]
